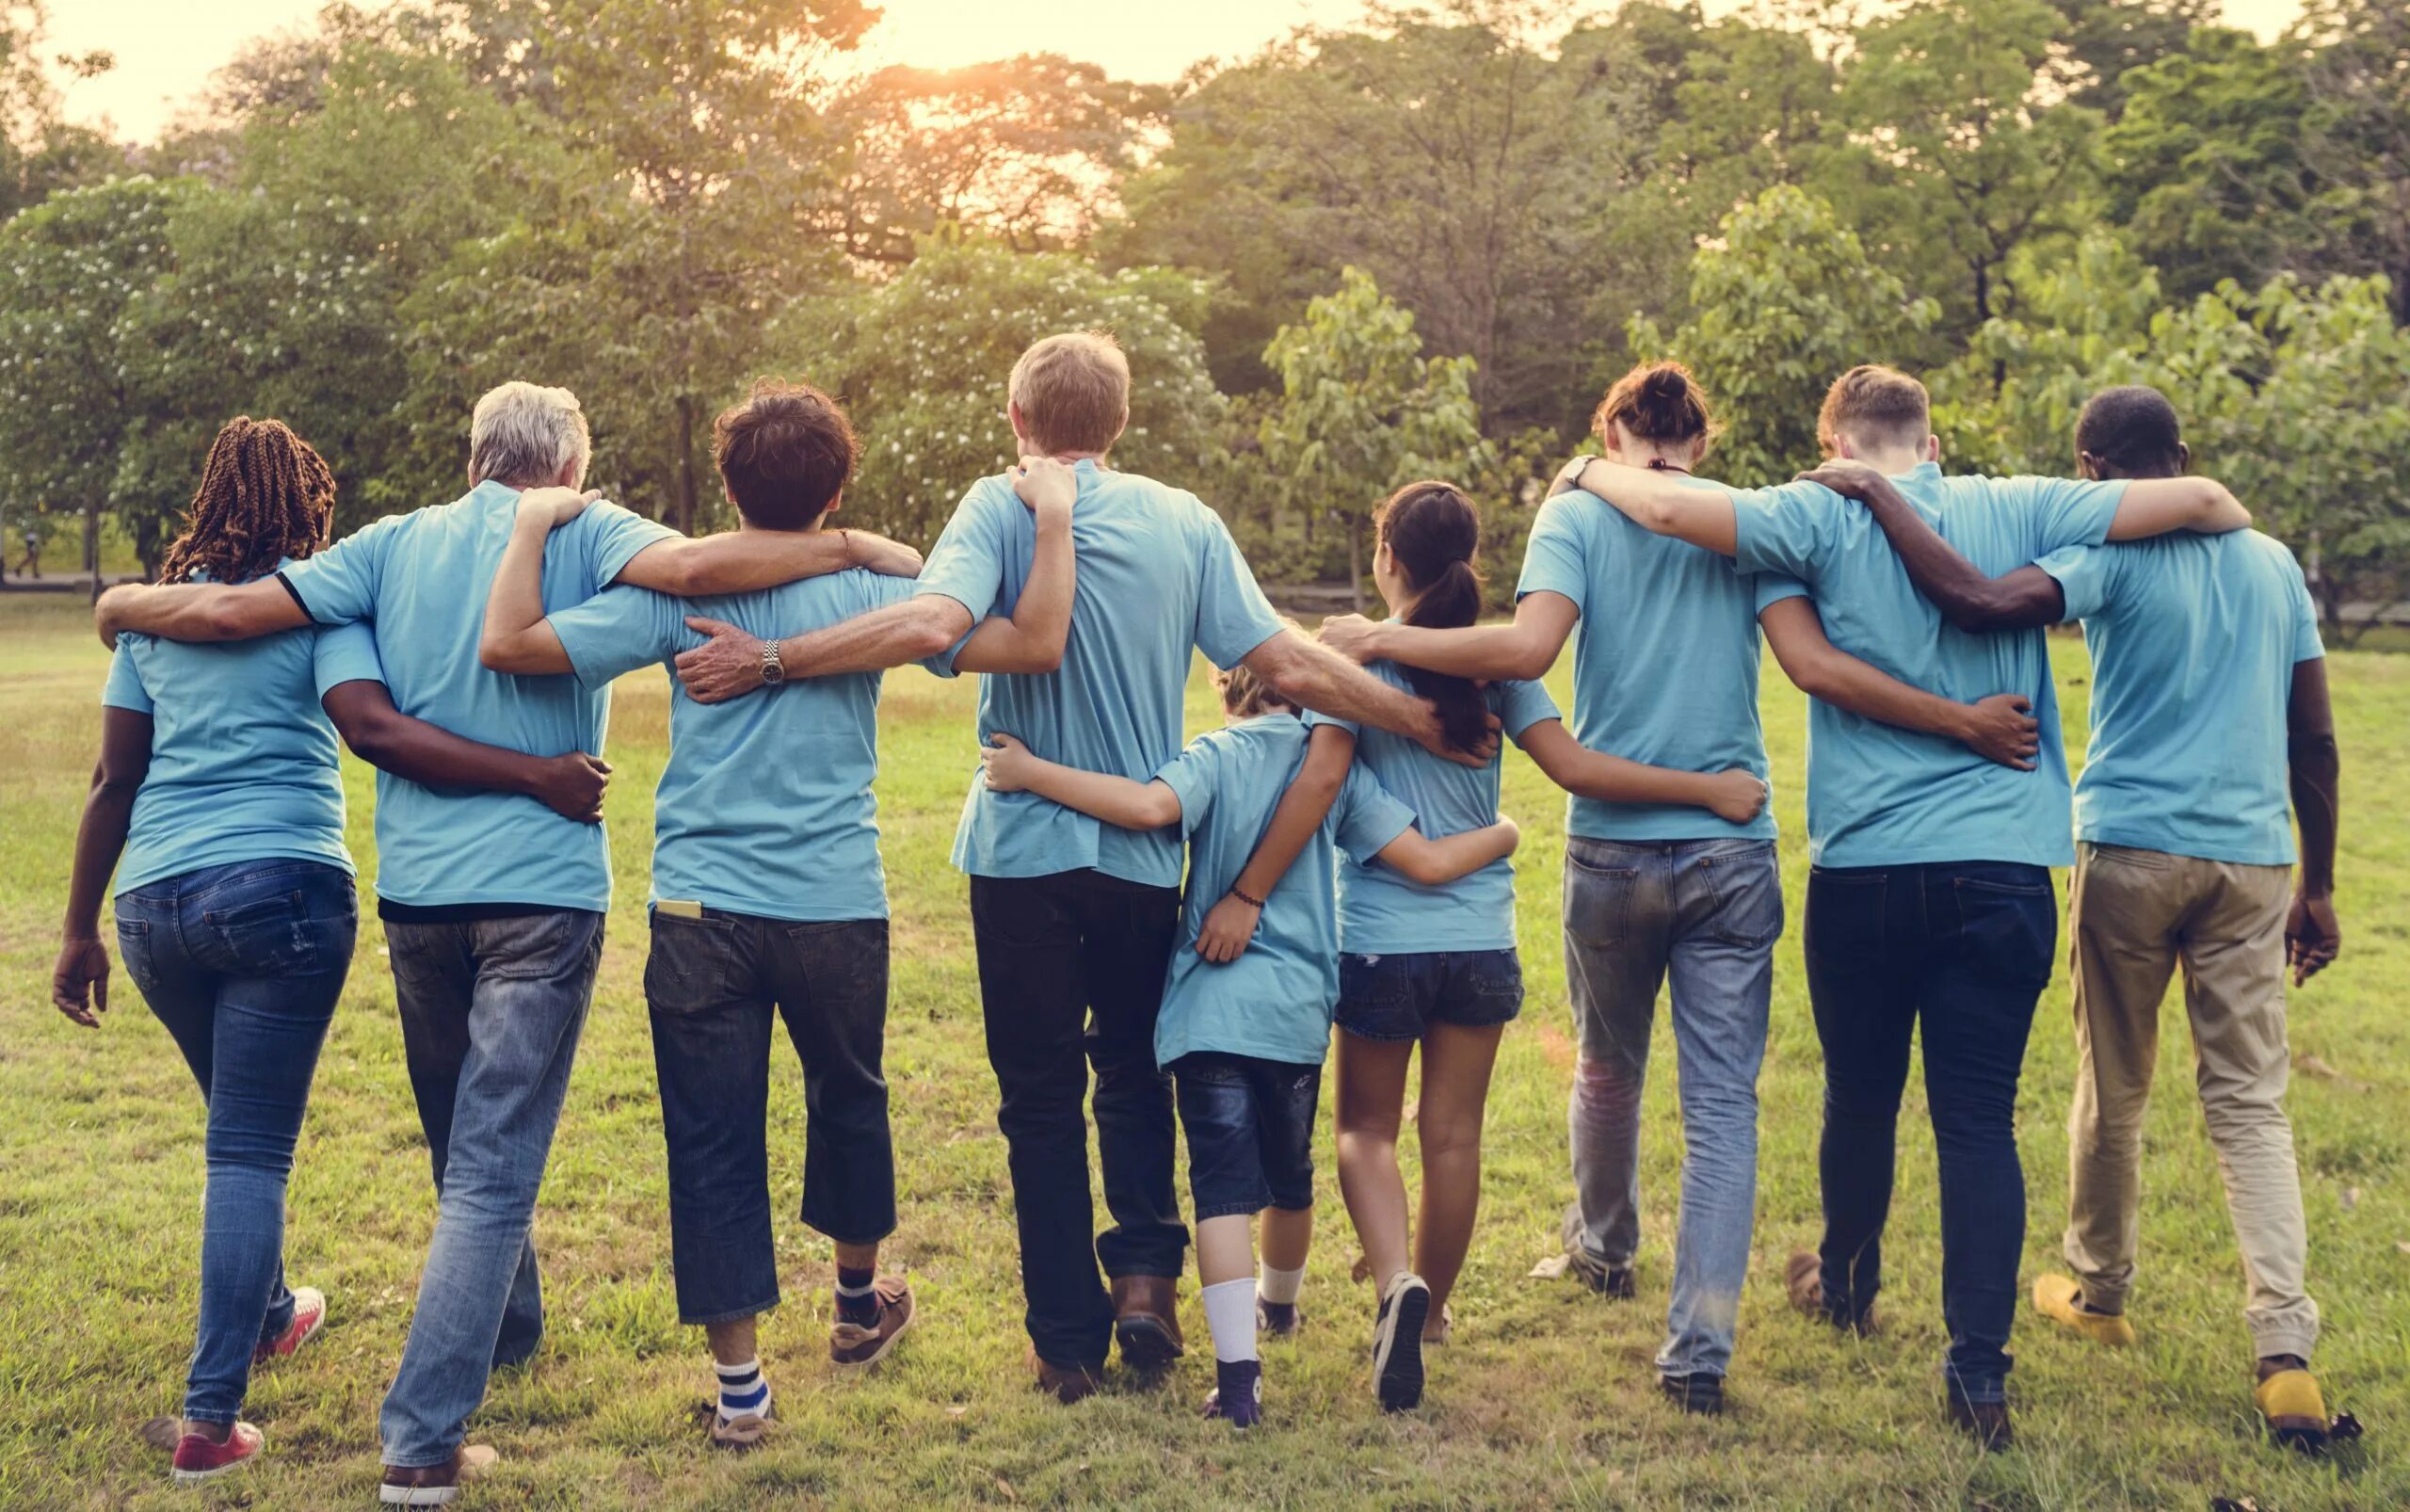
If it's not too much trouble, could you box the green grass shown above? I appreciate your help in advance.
[2,589,2405,1509]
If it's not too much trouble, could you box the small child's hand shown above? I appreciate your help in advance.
[1194,893,1262,965]
[980,732,1036,792]
[1708,768,1770,825]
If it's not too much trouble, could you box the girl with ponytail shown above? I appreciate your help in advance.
[1209,476,1768,1415]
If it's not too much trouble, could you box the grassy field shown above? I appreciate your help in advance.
[2,587,2406,1510]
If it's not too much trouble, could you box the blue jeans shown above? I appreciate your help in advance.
[645,910,896,1325]
[1804,861,2056,1406]
[377,909,604,1469]
[1169,1053,1321,1220]
[1562,838,1779,1380]
[114,860,359,1425]
[1334,948,1524,1041]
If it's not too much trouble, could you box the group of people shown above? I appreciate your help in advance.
[51,327,2344,1501]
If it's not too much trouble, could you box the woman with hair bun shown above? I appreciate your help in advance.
[1319,363,2037,1415]
[1221,475,1767,1415]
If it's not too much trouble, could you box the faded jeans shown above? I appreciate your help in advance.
[376,909,605,1470]
[115,860,359,1425]
[1563,837,1780,1380]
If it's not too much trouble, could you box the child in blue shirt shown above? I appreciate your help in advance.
[979,653,1518,1428]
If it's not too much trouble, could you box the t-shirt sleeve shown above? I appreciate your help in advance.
[914,486,1010,623]
[277,516,394,624]
[855,571,961,679]
[548,585,688,689]
[1515,496,1590,610]
[1729,480,1838,581]
[2015,475,2128,556]
[1193,508,1286,669]
[1752,572,1810,613]
[1494,677,1559,737]
[2033,542,2115,624]
[1331,764,1416,866]
[582,500,682,592]
[100,642,153,715]
[311,620,387,696]
[2286,555,2326,665]
[1300,707,1363,739]
[1152,732,1221,838]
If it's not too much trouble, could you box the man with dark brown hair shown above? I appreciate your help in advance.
[476,378,1084,1451]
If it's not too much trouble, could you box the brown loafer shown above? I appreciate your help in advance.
[1029,1347,1102,1405]
[378,1444,499,1505]
[1111,1275,1183,1367]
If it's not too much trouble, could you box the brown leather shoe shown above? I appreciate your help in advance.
[1029,1347,1102,1405]
[378,1444,499,1505]
[1111,1275,1184,1367]
[1786,1248,1878,1336]
[1946,1395,2014,1452]
[830,1277,915,1371]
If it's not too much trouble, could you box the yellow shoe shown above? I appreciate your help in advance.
[2032,1274,2136,1346]
[2255,1368,2330,1454]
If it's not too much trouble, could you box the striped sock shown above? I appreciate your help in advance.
[715,1359,771,1424]
[836,1265,879,1326]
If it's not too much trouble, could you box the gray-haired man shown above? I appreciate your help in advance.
[97,380,922,1502]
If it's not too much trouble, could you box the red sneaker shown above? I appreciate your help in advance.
[254,1286,327,1364]
[170,1422,263,1483]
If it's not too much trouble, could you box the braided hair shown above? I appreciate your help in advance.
[155,417,338,587]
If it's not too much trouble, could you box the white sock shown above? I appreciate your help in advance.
[1200,1278,1259,1364]
[715,1358,771,1423]
[1257,1263,1306,1306]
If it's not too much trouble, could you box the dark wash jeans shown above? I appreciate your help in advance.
[115,860,359,1425]
[645,909,896,1325]
[378,909,605,1470]
[1804,861,2057,1405]
[969,870,1187,1367]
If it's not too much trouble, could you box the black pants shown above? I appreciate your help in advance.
[970,870,1187,1366]
[644,910,895,1326]
[1804,861,2056,1405]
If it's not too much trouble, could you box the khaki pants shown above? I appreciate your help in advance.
[2064,843,2319,1359]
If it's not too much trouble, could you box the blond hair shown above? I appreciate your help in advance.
[1008,332,1130,457]
[1816,364,1930,457]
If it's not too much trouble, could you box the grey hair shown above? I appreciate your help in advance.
[468,381,592,489]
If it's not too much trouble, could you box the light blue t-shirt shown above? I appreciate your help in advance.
[1732,462,2128,868]
[101,560,386,893]
[1518,481,1785,842]
[1151,716,1416,1068]
[2037,529,2322,866]
[547,568,952,922]
[1304,658,1556,954]
[918,459,1287,889]
[278,481,676,911]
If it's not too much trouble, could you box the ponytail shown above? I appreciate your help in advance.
[1374,481,1490,753]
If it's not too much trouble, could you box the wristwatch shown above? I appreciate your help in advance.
[759,638,786,685]
[1563,455,1598,486]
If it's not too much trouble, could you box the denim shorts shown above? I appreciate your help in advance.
[1170,1053,1321,1221]
[1334,948,1524,1042]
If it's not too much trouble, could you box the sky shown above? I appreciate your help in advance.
[54,0,2310,145]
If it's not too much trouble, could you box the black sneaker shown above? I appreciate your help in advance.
[1561,1205,1636,1299]
[1372,1274,1431,1412]
[1203,1359,1263,1430]
[1660,1372,1725,1415]
[1257,1297,1304,1337]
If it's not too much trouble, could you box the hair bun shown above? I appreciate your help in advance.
[1641,367,1690,401]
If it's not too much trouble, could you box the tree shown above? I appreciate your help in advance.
[1632,185,1938,486]
[774,234,1229,547]
[2292,0,2410,324]
[2048,0,2220,117]
[1255,267,1488,605]
[0,0,122,217]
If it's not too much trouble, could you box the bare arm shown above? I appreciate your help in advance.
[1759,596,2042,769]
[2104,476,2251,541]
[952,458,1077,675]
[1571,458,1738,556]
[613,522,922,596]
[1319,591,1579,682]
[1795,461,2067,633]
[673,595,976,704]
[94,579,310,649]
[979,733,1182,830]
[480,492,584,675]
[54,707,151,1026]
[1195,724,1356,964]
[1516,718,1768,823]
[2286,656,2340,984]
[1243,629,1490,766]
[321,681,609,824]
[1374,818,1521,887]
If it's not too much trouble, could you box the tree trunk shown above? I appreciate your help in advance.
[668,394,699,535]
[1347,514,1364,614]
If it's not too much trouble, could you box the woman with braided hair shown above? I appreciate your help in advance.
[51,417,614,1486]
